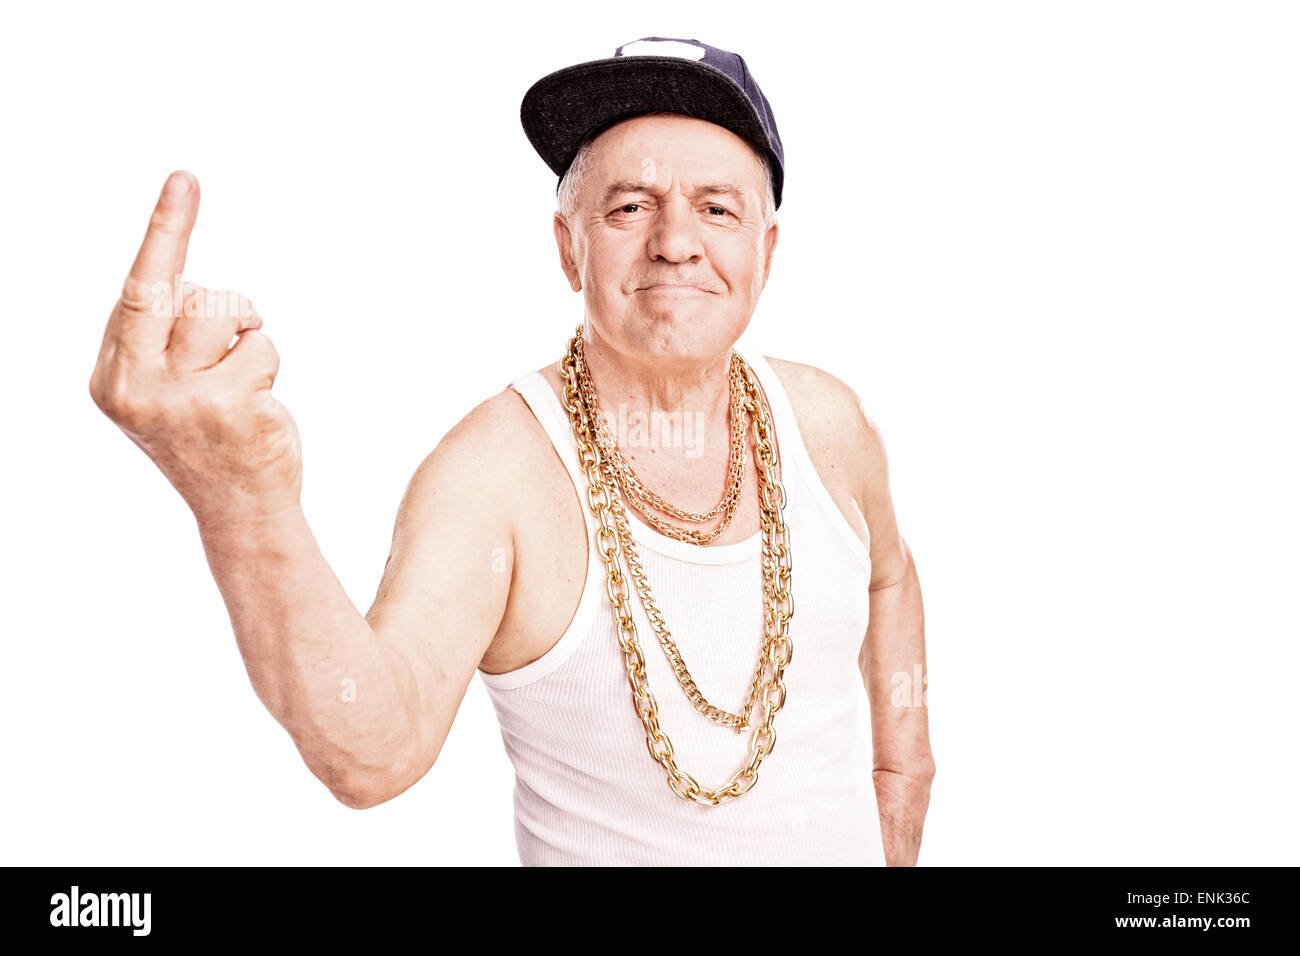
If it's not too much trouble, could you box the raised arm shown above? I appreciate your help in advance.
[89,170,516,808]
[192,399,518,809]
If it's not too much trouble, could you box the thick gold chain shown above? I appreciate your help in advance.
[575,334,749,545]
[574,334,772,730]
[558,324,794,806]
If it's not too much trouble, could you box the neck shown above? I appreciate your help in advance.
[580,325,735,457]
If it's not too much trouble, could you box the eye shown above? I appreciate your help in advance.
[618,203,641,214]
[706,205,731,217]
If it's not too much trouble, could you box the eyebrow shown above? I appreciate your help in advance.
[601,180,752,209]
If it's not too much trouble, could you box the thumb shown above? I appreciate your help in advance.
[125,170,200,295]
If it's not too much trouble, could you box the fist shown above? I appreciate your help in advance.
[89,171,303,526]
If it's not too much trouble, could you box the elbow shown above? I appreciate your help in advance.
[314,756,405,810]
[906,742,937,784]
[294,715,435,811]
[914,756,937,784]
[332,787,391,811]
[325,754,430,810]
[877,751,937,786]
[329,772,401,810]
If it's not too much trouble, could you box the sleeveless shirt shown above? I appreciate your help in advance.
[476,344,885,866]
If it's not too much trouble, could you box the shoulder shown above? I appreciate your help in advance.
[762,354,910,588]
[761,355,888,501]
[421,385,546,477]
[400,374,565,524]
[763,356,869,420]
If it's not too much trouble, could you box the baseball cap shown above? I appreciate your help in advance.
[520,36,786,209]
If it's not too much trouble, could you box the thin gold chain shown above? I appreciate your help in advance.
[575,334,748,545]
[574,335,773,730]
[558,323,794,806]
[607,450,773,732]
[575,333,747,523]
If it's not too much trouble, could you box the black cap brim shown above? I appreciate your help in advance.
[521,55,783,208]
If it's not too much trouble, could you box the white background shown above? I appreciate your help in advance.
[2,0,1296,866]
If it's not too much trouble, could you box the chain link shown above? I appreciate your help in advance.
[575,333,750,544]
[558,324,794,806]
[572,331,778,730]
[574,334,778,730]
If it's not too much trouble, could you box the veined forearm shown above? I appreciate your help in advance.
[194,504,425,806]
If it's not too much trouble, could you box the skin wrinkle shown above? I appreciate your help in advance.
[551,114,779,442]
[544,112,932,866]
[94,130,923,842]
[558,113,777,232]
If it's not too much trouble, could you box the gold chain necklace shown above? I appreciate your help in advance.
[575,334,773,730]
[574,334,748,545]
[558,324,794,806]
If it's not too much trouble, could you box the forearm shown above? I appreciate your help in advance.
[194,504,426,807]
[861,550,934,864]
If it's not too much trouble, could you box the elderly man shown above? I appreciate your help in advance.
[88,36,934,866]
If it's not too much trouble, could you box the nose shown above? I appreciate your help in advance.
[644,193,704,264]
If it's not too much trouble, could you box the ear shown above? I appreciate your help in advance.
[760,220,779,288]
[553,213,582,292]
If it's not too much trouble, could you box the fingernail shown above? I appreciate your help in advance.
[163,171,191,201]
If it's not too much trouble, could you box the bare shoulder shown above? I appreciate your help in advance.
[389,376,565,555]
[408,354,583,521]
[426,363,572,471]
[370,369,580,641]
[429,363,589,675]
[435,381,555,468]
[761,355,887,500]
[762,355,908,588]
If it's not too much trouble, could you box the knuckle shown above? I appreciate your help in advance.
[261,331,280,363]
[260,335,282,380]
[87,365,109,404]
[243,329,280,365]
[147,209,184,238]
[120,275,166,314]
[87,366,119,410]
[88,374,111,412]
[100,380,150,424]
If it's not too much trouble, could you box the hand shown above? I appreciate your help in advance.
[89,170,302,528]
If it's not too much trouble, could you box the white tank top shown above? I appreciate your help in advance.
[477,344,885,866]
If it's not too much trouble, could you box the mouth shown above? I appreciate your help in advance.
[637,284,712,294]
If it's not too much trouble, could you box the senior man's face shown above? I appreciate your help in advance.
[554,113,778,366]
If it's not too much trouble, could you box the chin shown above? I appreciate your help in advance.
[625,313,732,359]
[642,308,696,327]
[632,308,707,341]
